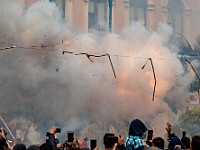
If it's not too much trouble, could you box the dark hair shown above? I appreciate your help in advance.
[152,137,164,149]
[129,119,147,136]
[191,135,200,150]
[40,142,53,150]
[0,128,7,137]
[182,131,186,137]
[27,145,40,150]
[103,133,115,148]
[13,144,26,150]
[181,136,190,149]
[0,137,8,149]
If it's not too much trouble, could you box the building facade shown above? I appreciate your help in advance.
[17,0,200,42]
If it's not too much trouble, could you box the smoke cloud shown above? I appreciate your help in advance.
[0,0,199,146]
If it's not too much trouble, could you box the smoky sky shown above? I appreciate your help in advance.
[0,0,199,146]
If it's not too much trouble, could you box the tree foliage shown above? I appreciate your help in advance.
[178,35,200,92]
[179,107,200,136]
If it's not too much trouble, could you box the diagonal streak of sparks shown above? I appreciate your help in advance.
[141,58,157,101]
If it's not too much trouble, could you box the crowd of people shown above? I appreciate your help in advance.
[0,119,200,150]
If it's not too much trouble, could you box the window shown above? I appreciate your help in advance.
[167,0,184,33]
[88,0,108,32]
[129,0,146,26]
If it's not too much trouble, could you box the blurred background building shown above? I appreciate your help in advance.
[14,0,200,43]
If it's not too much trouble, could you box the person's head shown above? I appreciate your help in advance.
[0,137,8,150]
[78,140,87,148]
[13,144,26,150]
[103,133,115,149]
[129,119,147,136]
[174,145,181,150]
[182,131,186,137]
[0,128,7,137]
[40,142,53,150]
[152,137,164,149]
[191,135,200,150]
[26,145,40,150]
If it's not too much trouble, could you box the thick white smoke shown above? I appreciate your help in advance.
[0,0,198,146]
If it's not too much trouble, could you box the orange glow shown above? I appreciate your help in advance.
[117,85,140,98]
[62,40,70,46]
[117,70,140,98]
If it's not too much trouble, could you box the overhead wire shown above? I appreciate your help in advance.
[1,43,200,103]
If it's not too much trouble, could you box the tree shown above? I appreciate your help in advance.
[178,35,200,92]
[179,107,200,136]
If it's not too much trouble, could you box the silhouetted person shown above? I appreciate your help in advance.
[40,142,53,150]
[191,135,200,150]
[181,131,190,149]
[102,133,125,150]
[13,144,26,150]
[174,145,181,150]
[165,123,185,150]
[0,127,13,149]
[125,119,148,150]
[26,145,40,150]
[103,133,116,150]
[0,136,9,150]
[46,127,63,150]
[151,137,164,150]
[168,136,185,150]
